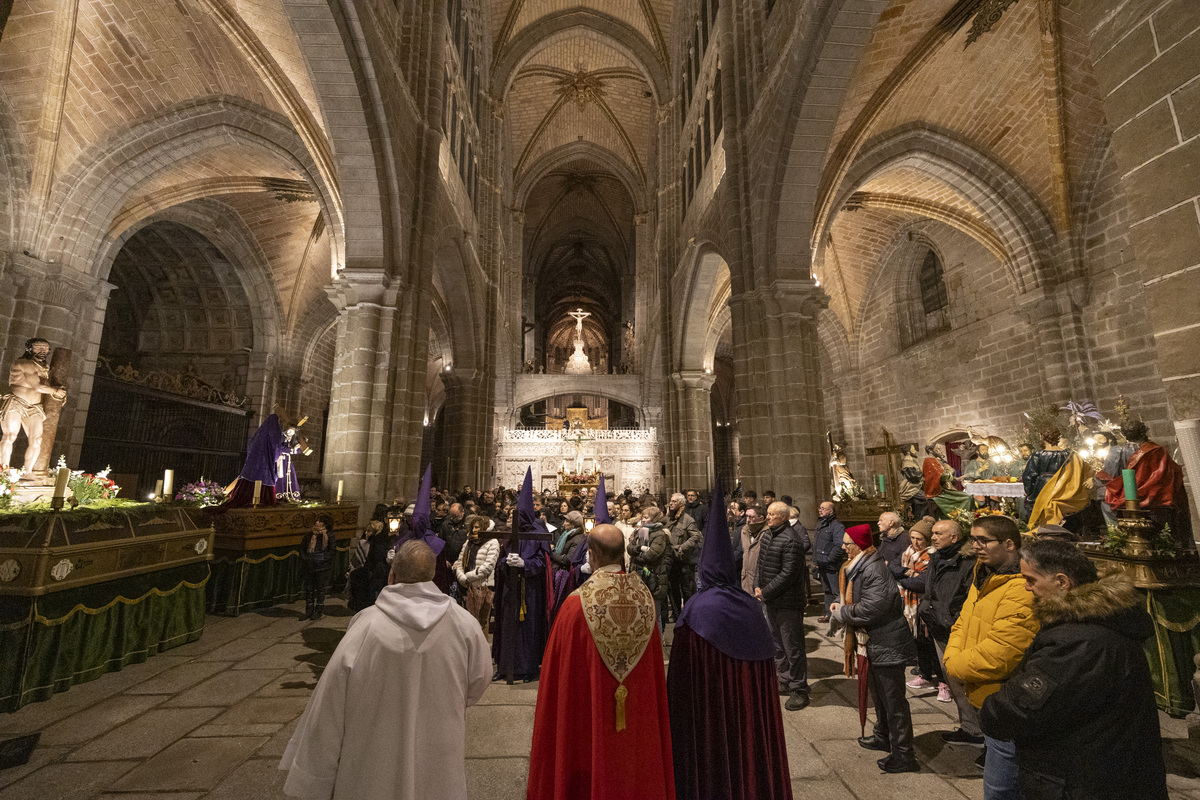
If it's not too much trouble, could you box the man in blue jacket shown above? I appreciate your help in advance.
[812,501,846,624]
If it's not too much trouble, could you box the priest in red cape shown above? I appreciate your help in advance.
[527,523,674,800]
[667,482,792,800]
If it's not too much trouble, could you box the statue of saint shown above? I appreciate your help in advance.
[828,443,860,500]
[0,337,67,476]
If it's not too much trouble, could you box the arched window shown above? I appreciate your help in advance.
[919,248,949,315]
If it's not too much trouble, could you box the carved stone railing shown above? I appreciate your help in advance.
[96,356,249,409]
[500,428,657,443]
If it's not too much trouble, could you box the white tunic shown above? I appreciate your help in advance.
[280,581,492,800]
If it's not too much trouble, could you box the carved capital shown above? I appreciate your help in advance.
[671,370,716,391]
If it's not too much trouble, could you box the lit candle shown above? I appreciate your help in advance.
[163,469,174,501]
[153,479,164,500]
[53,466,70,498]
[1122,469,1138,504]
[253,480,262,506]
[336,480,344,503]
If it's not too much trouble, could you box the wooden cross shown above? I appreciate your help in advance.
[864,428,917,510]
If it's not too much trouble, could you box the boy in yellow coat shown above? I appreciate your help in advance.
[943,515,1038,800]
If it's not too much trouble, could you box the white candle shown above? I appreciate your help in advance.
[53,466,70,498]
[336,480,344,503]
[153,479,164,500]
[253,480,262,505]
[163,469,174,500]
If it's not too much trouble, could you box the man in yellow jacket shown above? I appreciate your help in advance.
[943,515,1038,800]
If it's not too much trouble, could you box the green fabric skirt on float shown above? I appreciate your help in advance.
[0,561,209,713]
[206,541,349,616]
[1144,587,1200,717]
[932,489,974,517]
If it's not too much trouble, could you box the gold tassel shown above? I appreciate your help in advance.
[519,572,526,621]
[614,683,628,731]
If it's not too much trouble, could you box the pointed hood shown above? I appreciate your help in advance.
[404,464,443,557]
[513,468,549,560]
[594,474,611,524]
[675,479,775,661]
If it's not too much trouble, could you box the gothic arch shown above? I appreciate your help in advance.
[491,9,669,102]
[431,238,481,373]
[37,96,342,280]
[514,141,647,212]
[675,243,731,372]
[820,126,1059,298]
[0,86,28,252]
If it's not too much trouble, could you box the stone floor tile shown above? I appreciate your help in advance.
[465,704,535,758]
[95,795,203,800]
[466,756,529,799]
[814,739,972,798]
[67,707,223,761]
[161,669,285,708]
[0,744,71,789]
[789,776,858,799]
[202,757,290,800]
[205,696,310,726]
[39,694,164,746]
[230,642,320,671]
[108,736,268,792]
[1,760,137,800]
[192,636,275,663]
[781,731,834,780]
[189,723,283,737]
[124,660,231,695]
[257,716,300,759]
[474,680,540,706]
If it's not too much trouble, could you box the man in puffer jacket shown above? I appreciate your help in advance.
[831,524,917,773]
[943,515,1039,799]
[981,539,1168,800]
[754,501,809,710]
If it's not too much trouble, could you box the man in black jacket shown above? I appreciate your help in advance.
[831,524,918,773]
[753,501,809,711]
[876,511,910,581]
[684,489,708,531]
[981,539,1168,799]
[812,501,846,624]
[917,520,982,746]
[439,503,470,568]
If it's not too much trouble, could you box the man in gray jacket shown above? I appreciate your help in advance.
[665,492,703,617]
[831,524,918,774]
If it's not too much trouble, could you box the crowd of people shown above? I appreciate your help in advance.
[282,473,1170,800]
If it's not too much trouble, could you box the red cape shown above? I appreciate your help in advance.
[666,624,792,800]
[527,592,674,800]
[1105,442,1188,512]
[923,457,944,498]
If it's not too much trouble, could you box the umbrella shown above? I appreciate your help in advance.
[856,653,870,737]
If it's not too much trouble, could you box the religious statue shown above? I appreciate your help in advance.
[898,444,926,519]
[564,309,593,375]
[1100,418,1191,549]
[828,442,861,500]
[922,443,972,517]
[621,321,635,373]
[0,337,67,478]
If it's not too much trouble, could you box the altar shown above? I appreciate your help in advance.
[496,428,660,495]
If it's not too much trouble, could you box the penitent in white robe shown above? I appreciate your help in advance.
[279,580,492,800]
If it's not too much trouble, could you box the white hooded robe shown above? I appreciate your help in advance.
[280,580,492,800]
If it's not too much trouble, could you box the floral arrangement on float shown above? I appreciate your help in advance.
[175,479,226,507]
[559,471,599,484]
[0,467,21,509]
[947,505,1018,537]
[57,456,120,505]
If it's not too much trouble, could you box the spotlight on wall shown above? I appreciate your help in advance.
[444,365,451,372]
[704,367,712,374]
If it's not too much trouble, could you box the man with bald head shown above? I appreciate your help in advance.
[282,540,492,800]
[876,511,911,582]
[528,523,674,799]
[917,519,984,748]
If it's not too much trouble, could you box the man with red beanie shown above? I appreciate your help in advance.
[831,523,918,773]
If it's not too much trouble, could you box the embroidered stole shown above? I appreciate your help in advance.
[576,571,656,731]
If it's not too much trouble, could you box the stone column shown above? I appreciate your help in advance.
[1080,3,1200,506]
[1016,279,1096,404]
[729,280,828,526]
[323,269,404,509]
[669,369,715,490]
[441,367,490,490]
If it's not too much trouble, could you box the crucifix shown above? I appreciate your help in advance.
[864,428,917,510]
[565,427,596,475]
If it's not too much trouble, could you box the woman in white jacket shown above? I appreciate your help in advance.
[454,514,500,630]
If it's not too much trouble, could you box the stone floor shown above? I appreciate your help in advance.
[4,599,1200,799]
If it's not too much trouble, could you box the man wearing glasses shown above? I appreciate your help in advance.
[942,516,1039,800]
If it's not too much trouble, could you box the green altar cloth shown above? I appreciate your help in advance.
[206,540,349,616]
[0,561,208,712]
[932,488,974,517]
[1145,586,1200,717]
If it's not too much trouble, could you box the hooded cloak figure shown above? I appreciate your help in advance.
[393,464,452,594]
[492,468,554,683]
[667,482,792,800]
